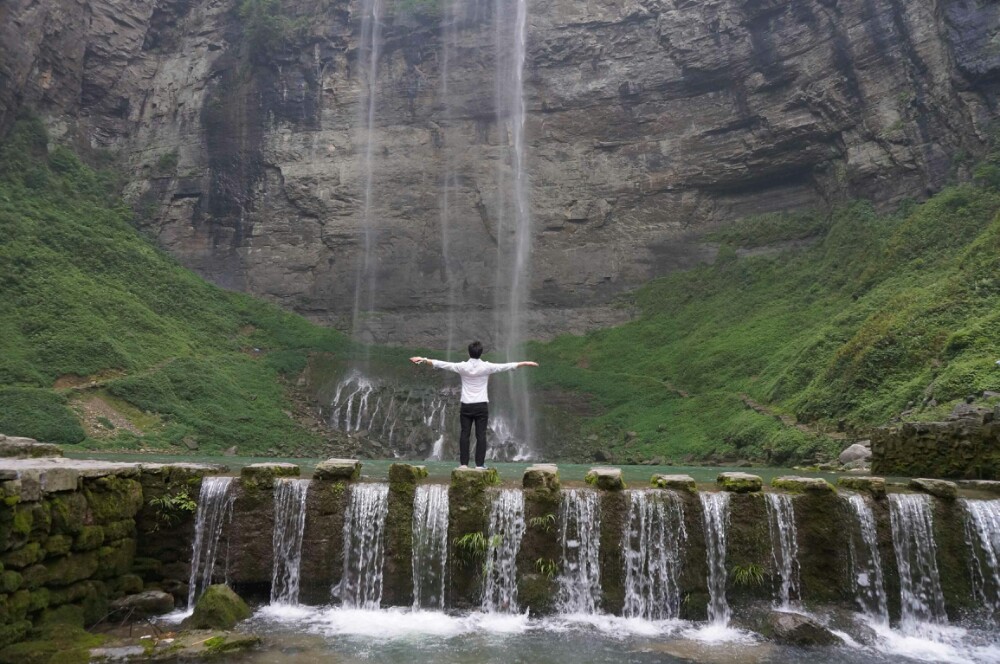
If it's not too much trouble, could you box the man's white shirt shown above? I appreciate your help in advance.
[427,358,520,403]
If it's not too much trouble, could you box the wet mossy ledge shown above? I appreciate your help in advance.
[0,447,997,653]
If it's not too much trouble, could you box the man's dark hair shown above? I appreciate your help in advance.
[468,340,484,359]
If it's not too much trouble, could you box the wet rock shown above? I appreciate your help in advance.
[181,585,250,630]
[768,610,843,646]
[650,474,697,492]
[838,443,872,465]
[592,449,613,463]
[585,467,625,491]
[717,472,762,493]
[957,479,1000,495]
[0,436,62,459]
[110,590,175,619]
[771,476,835,494]
[240,462,300,490]
[837,476,887,499]
[387,463,428,485]
[313,458,361,481]
[909,477,958,500]
[523,464,560,492]
[223,446,238,457]
[450,466,500,490]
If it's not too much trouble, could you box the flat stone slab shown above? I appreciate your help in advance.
[909,477,958,500]
[585,467,625,491]
[957,480,1000,495]
[717,472,763,493]
[771,476,835,493]
[651,474,697,492]
[241,462,300,478]
[523,464,560,491]
[388,463,429,484]
[0,435,63,458]
[313,458,361,481]
[837,476,887,499]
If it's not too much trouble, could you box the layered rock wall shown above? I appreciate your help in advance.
[2,0,1000,344]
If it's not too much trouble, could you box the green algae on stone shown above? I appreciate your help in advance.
[1,543,42,570]
[72,526,104,552]
[0,571,20,594]
[181,584,251,630]
[837,476,887,499]
[0,622,103,664]
[43,534,72,558]
[239,463,300,492]
[717,472,762,493]
[770,476,835,494]
[523,464,560,492]
[585,467,625,491]
[45,552,99,586]
[383,464,427,606]
[650,474,697,492]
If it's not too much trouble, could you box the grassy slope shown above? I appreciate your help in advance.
[0,117,360,453]
[532,185,1000,465]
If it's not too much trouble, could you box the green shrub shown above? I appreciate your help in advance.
[0,388,85,444]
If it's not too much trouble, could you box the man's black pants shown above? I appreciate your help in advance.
[459,402,489,467]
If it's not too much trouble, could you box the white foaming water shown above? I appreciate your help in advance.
[866,618,1000,664]
[622,490,687,620]
[700,492,731,626]
[962,498,1000,616]
[270,478,310,605]
[556,489,602,614]
[765,493,800,608]
[483,488,526,613]
[338,483,390,609]
[186,476,235,607]
[844,493,889,623]
[412,484,450,609]
[329,371,377,433]
[889,493,947,630]
[255,605,531,638]
[681,622,759,645]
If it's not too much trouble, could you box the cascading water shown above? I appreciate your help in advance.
[844,494,889,623]
[700,492,731,626]
[889,493,947,629]
[412,484,450,609]
[962,498,1000,616]
[483,488,526,613]
[270,478,310,605]
[187,476,236,608]
[622,490,687,620]
[339,483,390,609]
[765,493,800,608]
[329,371,377,433]
[556,489,602,614]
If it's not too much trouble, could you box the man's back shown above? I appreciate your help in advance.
[427,358,520,403]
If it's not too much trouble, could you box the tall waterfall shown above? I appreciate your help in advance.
[765,493,800,608]
[187,476,236,608]
[622,490,687,620]
[492,0,534,457]
[844,494,889,623]
[483,488,526,613]
[962,499,1000,616]
[889,493,947,629]
[271,478,310,605]
[339,483,390,609]
[412,484,450,609]
[700,492,731,626]
[556,489,602,614]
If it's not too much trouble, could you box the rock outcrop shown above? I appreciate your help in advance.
[2,0,999,345]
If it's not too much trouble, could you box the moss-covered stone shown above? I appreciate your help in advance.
[0,622,29,650]
[19,565,46,590]
[26,588,48,613]
[83,477,143,524]
[101,520,135,544]
[42,535,71,558]
[240,463,300,492]
[117,574,143,595]
[181,584,251,630]
[383,465,426,607]
[447,469,494,609]
[450,467,501,492]
[837,476,887,499]
[717,472,763,493]
[522,465,560,492]
[597,490,627,613]
[388,463,428,485]
[44,552,99,586]
[97,541,135,578]
[130,557,161,578]
[517,478,562,615]
[909,478,958,500]
[313,459,361,482]
[72,526,104,552]
[0,571,20,594]
[585,467,625,491]
[47,494,87,536]
[770,476,835,494]
[2,543,42,569]
[0,622,104,664]
[651,474,697,492]
[933,498,976,618]
[794,493,852,606]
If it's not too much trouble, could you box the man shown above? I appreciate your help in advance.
[410,341,538,469]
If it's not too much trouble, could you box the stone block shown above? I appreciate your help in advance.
[909,478,958,500]
[768,610,843,646]
[585,467,625,491]
[0,439,62,459]
[117,574,143,594]
[313,459,361,481]
[40,468,79,493]
[45,551,99,586]
[16,471,41,502]
[20,564,47,590]
[837,476,887,499]
[44,534,73,558]
[109,589,173,619]
[717,472,762,493]
[102,520,135,543]
[650,474,696,492]
[72,526,104,552]
[771,476,835,494]
[0,570,21,594]
[450,466,500,490]
[240,462,300,490]
[388,463,428,485]
[957,480,1000,495]
[523,464,560,491]
[2,542,42,569]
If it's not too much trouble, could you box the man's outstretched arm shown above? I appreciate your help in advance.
[410,357,464,372]
[486,360,539,373]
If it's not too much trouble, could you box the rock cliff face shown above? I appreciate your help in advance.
[3,0,999,346]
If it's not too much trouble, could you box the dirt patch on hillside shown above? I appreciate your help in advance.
[71,394,143,438]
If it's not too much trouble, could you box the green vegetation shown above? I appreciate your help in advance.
[527,513,556,533]
[534,558,558,579]
[146,489,197,532]
[0,116,356,454]
[533,169,1000,464]
[731,563,766,588]
[239,0,306,61]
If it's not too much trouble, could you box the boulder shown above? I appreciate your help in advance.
[838,443,872,465]
[837,476,887,499]
[313,459,361,482]
[909,478,958,500]
[768,610,843,646]
[523,464,559,491]
[717,472,762,493]
[110,590,175,619]
[585,467,625,491]
[593,449,613,463]
[650,474,697,492]
[388,463,428,485]
[181,585,250,630]
[240,463,299,490]
[771,476,835,494]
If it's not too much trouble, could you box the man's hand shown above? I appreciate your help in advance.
[518,361,539,368]
[410,356,426,365]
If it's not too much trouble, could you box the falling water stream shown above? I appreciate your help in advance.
[622,490,687,620]
[765,493,800,608]
[339,483,390,609]
[889,493,947,629]
[700,492,731,626]
[556,489,602,614]
[271,478,310,605]
[412,484,450,609]
[844,493,889,623]
[186,476,236,608]
[962,498,1000,616]
[483,488,526,613]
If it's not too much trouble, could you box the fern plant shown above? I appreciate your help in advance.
[147,489,197,532]
[730,563,766,587]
